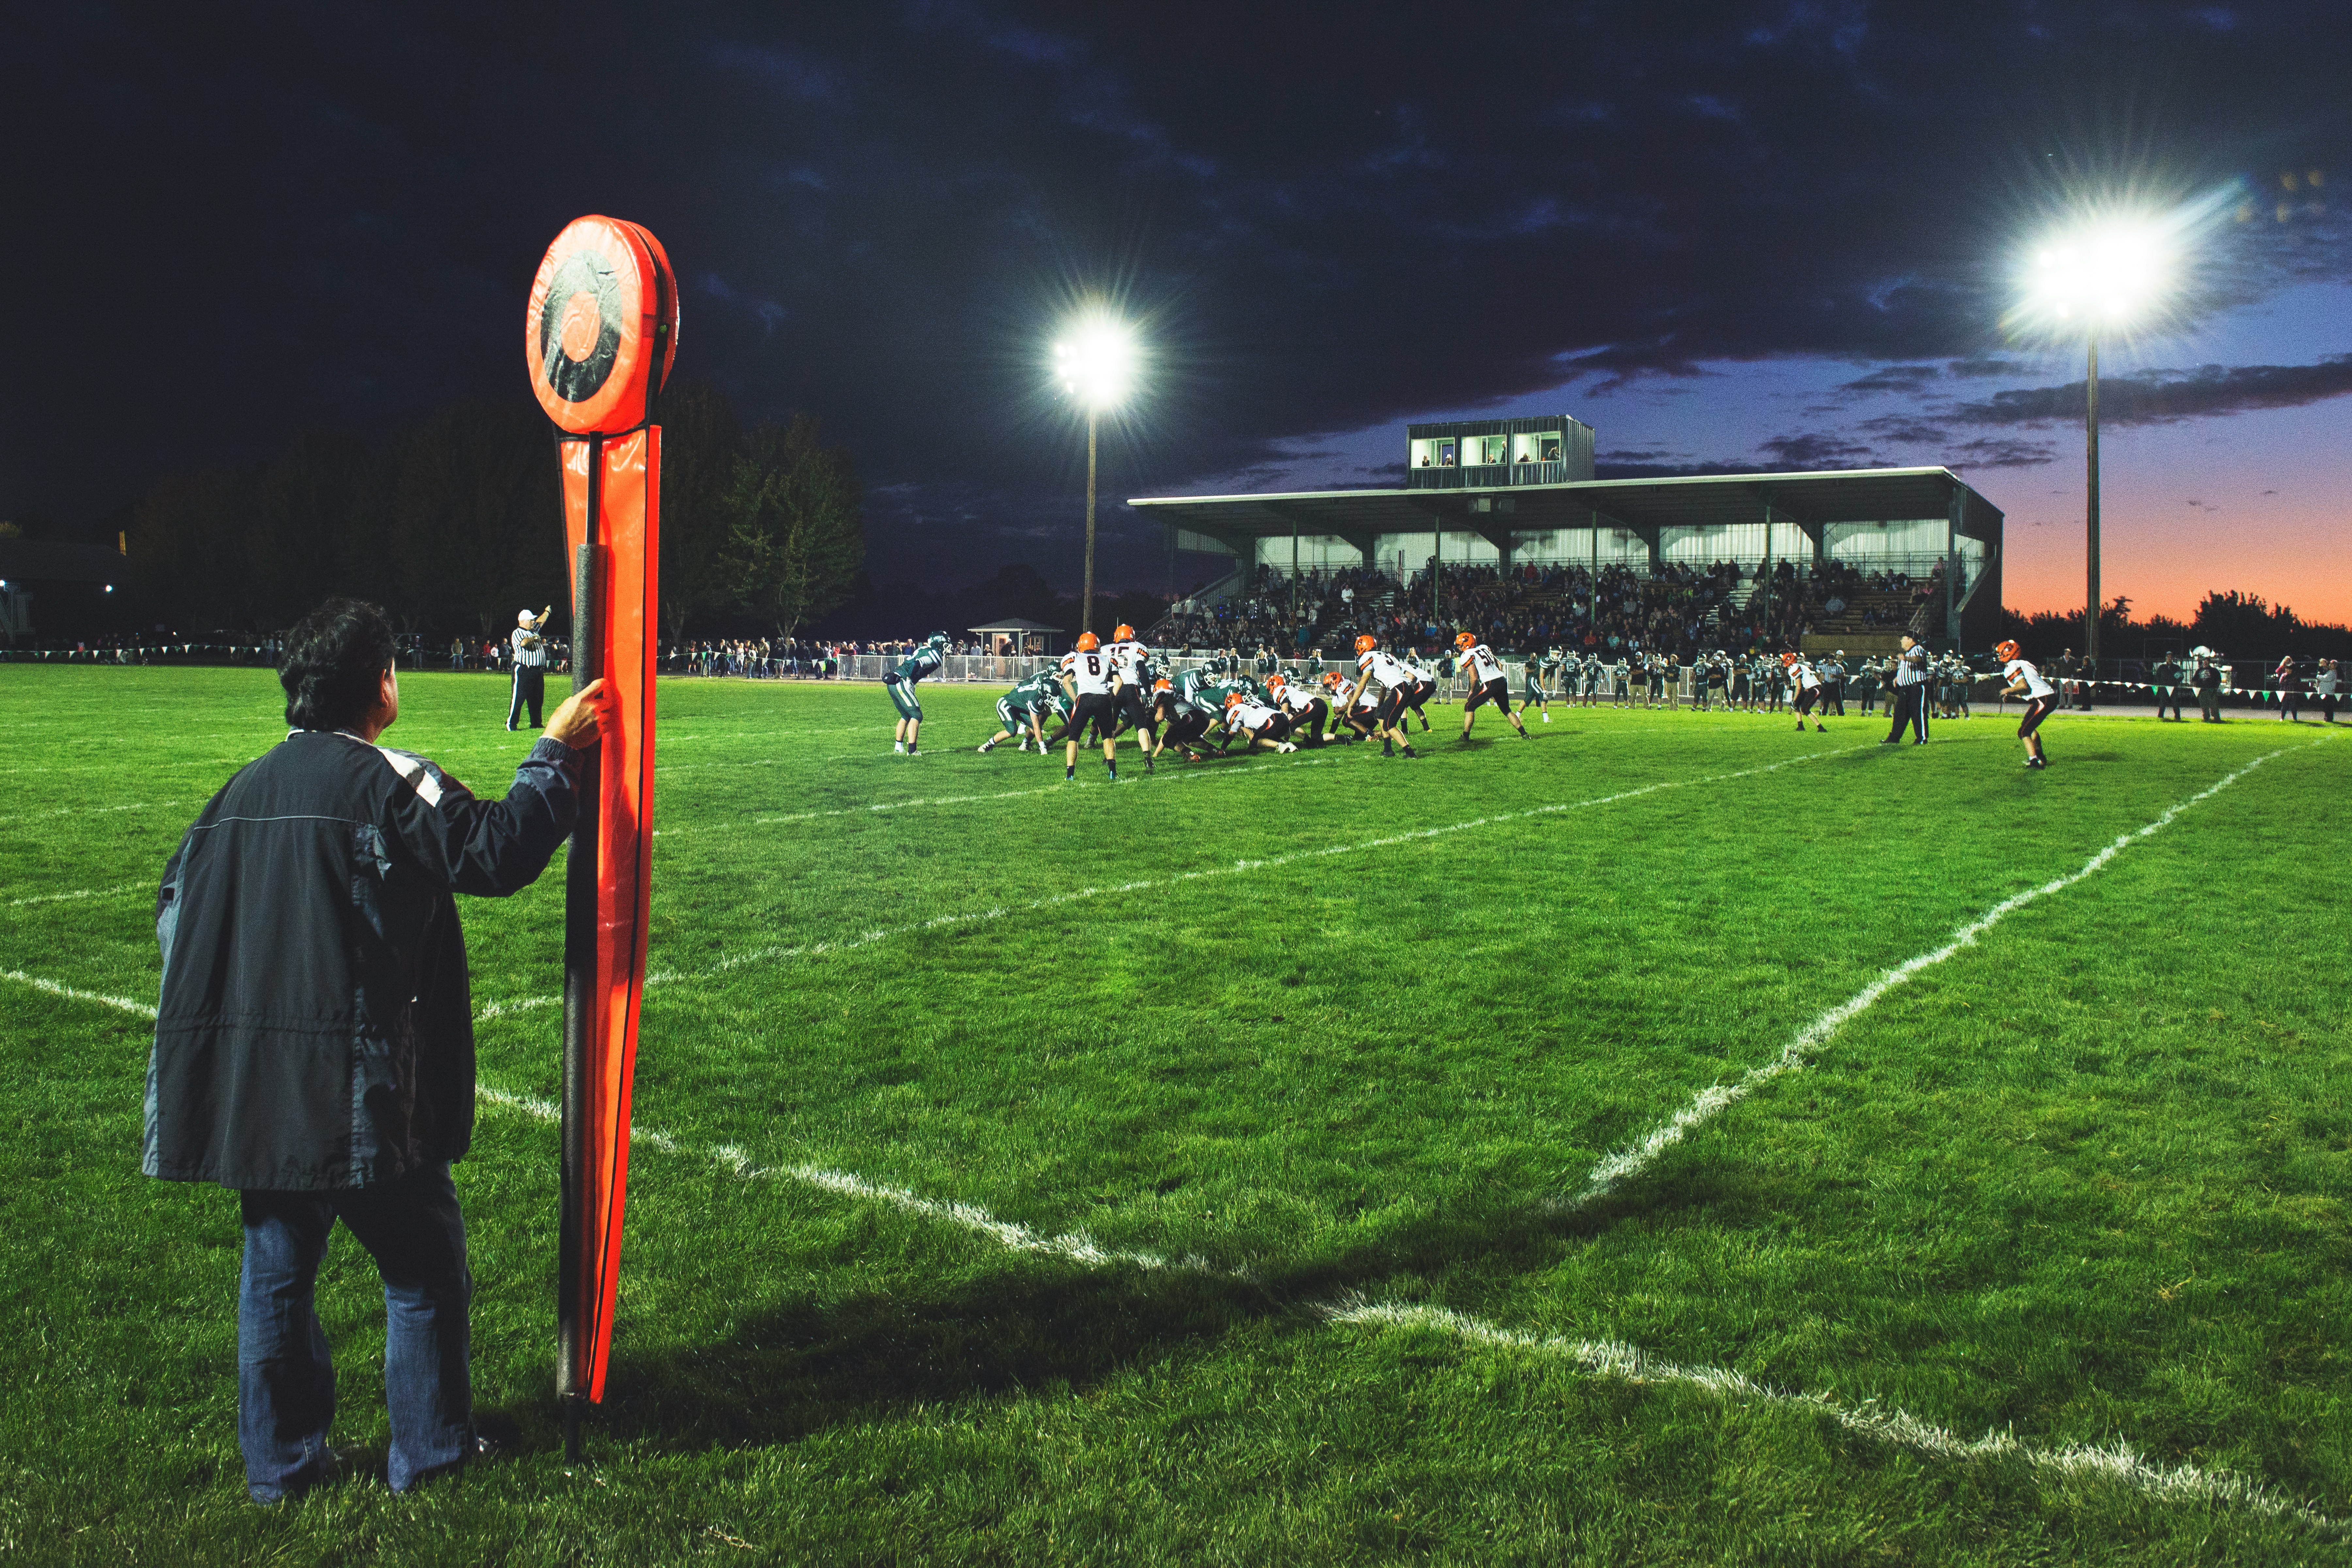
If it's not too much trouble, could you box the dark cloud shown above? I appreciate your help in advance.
[7,1,2351,587]
[1758,432,1879,468]
[1952,355,2352,427]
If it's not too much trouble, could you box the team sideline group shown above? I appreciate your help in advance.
[876,627,2067,777]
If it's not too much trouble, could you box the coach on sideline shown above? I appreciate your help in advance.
[143,597,605,1504]
[1883,631,1931,745]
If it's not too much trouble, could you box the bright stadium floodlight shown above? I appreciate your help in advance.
[2015,212,2178,669]
[1053,310,1139,634]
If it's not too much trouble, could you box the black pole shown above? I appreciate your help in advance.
[2085,328,2102,669]
[558,437,603,1461]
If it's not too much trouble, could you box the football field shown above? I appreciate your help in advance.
[2,665,2346,1564]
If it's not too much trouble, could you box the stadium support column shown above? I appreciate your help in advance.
[1082,409,1098,636]
[1945,483,1962,649]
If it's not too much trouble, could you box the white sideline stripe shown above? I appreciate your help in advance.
[1563,738,2328,1211]
[7,961,2337,1529]
[7,881,146,908]
[656,751,1339,835]
[0,969,157,1019]
[472,1086,1228,1276]
[0,800,184,826]
[1328,1301,2345,1532]
[475,745,1870,1018]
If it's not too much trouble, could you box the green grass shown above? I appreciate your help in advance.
[2,665,2347,1564]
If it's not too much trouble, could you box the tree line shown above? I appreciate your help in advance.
[117,382,866,643]
[1992,590,2352,664]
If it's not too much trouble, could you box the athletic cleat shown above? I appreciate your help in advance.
[1815,725,1826,732]
[894,742,906,754]
[1542,712,1551,722]
[977,741,994,753]
[1400,747,1418,758]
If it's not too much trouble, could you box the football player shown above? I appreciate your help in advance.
[1266,672,1331,746]
[1453,631,1532,741]
[1058,631,1124,781]
[1994,639,2056,768]
[1783,651,1828,732]
[1338,634,1421,757]
[885,631,950,754]
[1520,651,1552,721]
[1222,690,1301,752]
[977,669,1063,753]
[1105,622,1159,760]
[1149,676,1216,761]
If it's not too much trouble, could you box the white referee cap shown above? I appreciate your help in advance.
[518,609,535,626]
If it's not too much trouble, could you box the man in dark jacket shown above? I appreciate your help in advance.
[145,597,605,1503]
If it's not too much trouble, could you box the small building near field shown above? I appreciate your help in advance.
[968,618,1064,657]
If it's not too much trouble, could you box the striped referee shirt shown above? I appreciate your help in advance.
[1892,645,1929,686]
[511,628,547,668]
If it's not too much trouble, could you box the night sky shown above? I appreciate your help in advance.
[9,2,2348,621]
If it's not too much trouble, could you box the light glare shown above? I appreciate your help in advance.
[1054,312,1137,411]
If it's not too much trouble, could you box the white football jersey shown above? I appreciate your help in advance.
[1791,661,1820,690]
[1061,647,1116,696]
[1106,638,1149,683]
[1358,649,1413,690]
[1229,700,1279,729]
[2002,658,2056,700]
[1463,643,1505,683]
[1272,683,1318,714]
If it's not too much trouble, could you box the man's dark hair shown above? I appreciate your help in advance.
[280,598,396,730]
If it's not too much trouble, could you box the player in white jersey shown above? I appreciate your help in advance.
[1057,631,1124,782]
[1782,651,1828,731]
[1452,632,1531,742]
[1265,673,1330,747]
[1339,634,1421,758]
[1221,691,1300,752]
[1993,639,2056,768]
[1103,622,1158,762]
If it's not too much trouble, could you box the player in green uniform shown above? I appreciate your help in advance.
[977,671,1065,753]
[885,632,949,755]
[1521,652,1552,722]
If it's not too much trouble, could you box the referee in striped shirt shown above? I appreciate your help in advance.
[507,607,550,731]
[1883,632,1930,745]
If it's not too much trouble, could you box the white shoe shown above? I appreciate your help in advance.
[894,742,906,754]
[1542,712,1551,722]
[1277,742,1297,753]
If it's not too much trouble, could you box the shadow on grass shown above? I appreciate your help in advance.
[575,1163,1756,1456]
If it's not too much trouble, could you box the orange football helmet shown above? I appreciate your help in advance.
[1075,631,1100,651]
[1152,677,1172,692]
[1455,631,1477,650]
[1354,633,1377,654]
[1223,690,1246,708]
[1994,639,2020,662]
[1780,650,1797,667]
[1265,674,1286,691]
[1114,623,1135,642]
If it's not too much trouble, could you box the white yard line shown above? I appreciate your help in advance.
[472,1086,1226,1275]
[0,969,158,1019]
[1561,737,2330,1212]
[6,881,147,909]
[8,946,2340,1532]
[656,750,1339,835]
[476,745,1870,1016]
[1327,1301,2344,1532]
[0,800,184,827]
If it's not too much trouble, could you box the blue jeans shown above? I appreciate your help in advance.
[237,1162,473,1502]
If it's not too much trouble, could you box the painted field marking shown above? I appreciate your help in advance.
[1561,736,2334,1212]
[6,881,146,909]
[8,957,2342,1532]
[0,800,184,827]
[475,744,1872,1017]
[473,1086,1230,1276]
[1327,1301,2344,1533]
[656,749,1340,836]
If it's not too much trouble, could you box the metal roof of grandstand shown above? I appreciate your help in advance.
[1129,466,2001,546]
[966,617,1063,633]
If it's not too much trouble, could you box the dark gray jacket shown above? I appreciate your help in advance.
[144,729,580,1190]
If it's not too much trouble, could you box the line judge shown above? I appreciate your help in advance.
[1883,631,1931,745]
[507,605,550,731]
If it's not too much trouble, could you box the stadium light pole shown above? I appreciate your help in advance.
[2020,219,2168,670]
[1054,312,1137,636]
